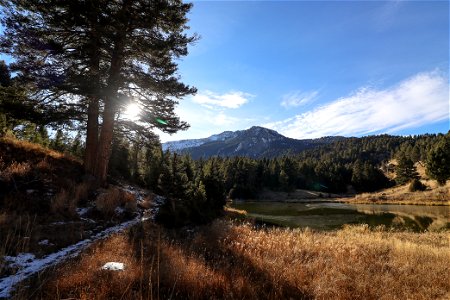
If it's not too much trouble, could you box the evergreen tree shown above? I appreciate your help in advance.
[108,134,131,180]
[145,144,164,191]
[202,159,226,212]
[426,134,450,185]
[70,132,84,158]
[50,129,67,152]
[1,0,197,184]
[395,154,419,185]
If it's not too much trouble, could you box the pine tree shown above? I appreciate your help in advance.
[202,159,226,212]
[108,134,131,180]
[395,154,419,185]
[70,132,84,158]
[51,129,67,152]
[1,0,197,184]
[145,144,164,191]
[426,133,450,185]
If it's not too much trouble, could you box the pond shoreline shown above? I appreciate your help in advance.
[230,201,450,231]
[233,198,450,206]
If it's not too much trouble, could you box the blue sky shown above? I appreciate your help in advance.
[159,0,449,142]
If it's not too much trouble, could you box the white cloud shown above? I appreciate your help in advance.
[266,71,449,139]
[281,90,318,108]
[158,103,256,142]
[192,90,253,109]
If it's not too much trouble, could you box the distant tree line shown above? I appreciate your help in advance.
[108,132,450,226]
[3,104,449,226]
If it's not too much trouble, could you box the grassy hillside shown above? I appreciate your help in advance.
[342,161,450,205]
[0,137,141,283]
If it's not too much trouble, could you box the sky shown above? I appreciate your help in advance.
[158,0,449,142]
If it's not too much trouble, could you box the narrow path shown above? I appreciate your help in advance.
[0,184,156,299]
[0,217,140,298]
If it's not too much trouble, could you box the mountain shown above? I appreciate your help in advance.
[162,130,238,152]
[162,126,344,159]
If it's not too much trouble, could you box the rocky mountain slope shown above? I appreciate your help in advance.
[163,126,343,159]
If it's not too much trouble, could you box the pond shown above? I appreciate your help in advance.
[230,201,450,231]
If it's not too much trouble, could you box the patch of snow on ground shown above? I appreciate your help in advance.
[115,206,125,215]
[38,240,53,246]
[76,207,89,217]
[101,262,124,271]
[3,253,36,269]
[0,217,140,298]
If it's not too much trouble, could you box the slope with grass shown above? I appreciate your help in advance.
[0,137,154,297]
[15,218,450,300]
[341,161,449,205]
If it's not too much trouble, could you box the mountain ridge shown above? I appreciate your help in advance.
[162,126,344,159]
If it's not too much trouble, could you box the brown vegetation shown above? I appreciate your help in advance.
[19,219,450,300]
[95,187,137,218]
[0,137,138,271]
[346,180,450,205]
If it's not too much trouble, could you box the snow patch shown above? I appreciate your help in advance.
[76,207,89,217]
[0,218,139,298]
[101,262,124,271]
[162,139,205,151]
[235,142,243,152]
[3,253,35,269]
[38,240,53,246]
[115,206,125,215]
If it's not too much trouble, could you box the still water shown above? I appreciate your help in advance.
[231,201,449,231]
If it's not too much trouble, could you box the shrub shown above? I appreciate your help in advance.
[0,161,31,181]
[73,181,91,204]
[51,189,77,218]
[95,188,121,218]
[409,179,427,192]
[121,190,137,214]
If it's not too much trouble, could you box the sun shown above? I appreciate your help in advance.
[124,102,141,121]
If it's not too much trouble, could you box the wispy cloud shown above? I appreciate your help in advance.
[281,90,318,108]
[266,71,448,139]
[192,90,254,109]
[374,0,404,31]
[158,99,256,142]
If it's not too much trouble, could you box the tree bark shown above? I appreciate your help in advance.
[94,97,116,184]
[83,2,101,175]
[93,0,131,185]
[83,96,99,174]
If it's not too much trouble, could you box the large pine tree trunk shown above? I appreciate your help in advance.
[83,96,99,174]
[94,98,116,184]
[83,5,101,175]
[92,0,133,185]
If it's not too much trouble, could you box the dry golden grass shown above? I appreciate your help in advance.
[95,188,122,217]
[23,220,450,300]
[0,213,35,276]
[94,187,137,217]
[122,190,137,213]
[50,189,78,218]
[224,206,247,216]
[74,181,91,203]
[347,181,450,205]
[0,136,80,162]
[0,161,31,181]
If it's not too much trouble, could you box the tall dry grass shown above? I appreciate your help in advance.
[0,161,31,181]
[0,136,80,162]
[23,220,449,300]
[350,180,450,205]
[95,187,137,218]
[0,214,35,277]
